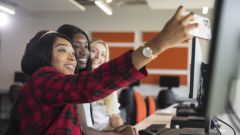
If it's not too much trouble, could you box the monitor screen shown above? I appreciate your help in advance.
[204,0,240,117]
[189,37,202,99]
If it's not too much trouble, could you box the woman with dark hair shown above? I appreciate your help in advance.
[57,24,91,71]
[7,6,197,135]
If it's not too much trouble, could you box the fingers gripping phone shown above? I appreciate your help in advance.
[183,11,212,40]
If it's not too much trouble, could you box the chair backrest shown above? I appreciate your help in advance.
[134,91,147,123]
[118,88,136,125]
[145,96,156,116]
[157,89,175,109]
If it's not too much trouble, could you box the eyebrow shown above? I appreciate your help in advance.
[55,44,68,48]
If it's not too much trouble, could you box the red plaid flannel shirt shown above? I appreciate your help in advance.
[16,51,147,135]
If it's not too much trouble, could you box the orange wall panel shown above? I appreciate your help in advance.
[142,32,189,43]
[141,74,187,85]
[92,32,134,42]
[142,32,158,42]
[109,47,133,60]
[147,48,188,70]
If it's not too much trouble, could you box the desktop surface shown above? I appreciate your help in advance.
[135,105,222,135]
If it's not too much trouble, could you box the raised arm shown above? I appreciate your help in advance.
[132,6,198,70]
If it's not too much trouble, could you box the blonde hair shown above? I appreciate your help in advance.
[90,38,116,115]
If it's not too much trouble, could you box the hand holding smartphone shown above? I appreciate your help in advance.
[183,11,212,40]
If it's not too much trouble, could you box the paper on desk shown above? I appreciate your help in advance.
[155,104,178,115]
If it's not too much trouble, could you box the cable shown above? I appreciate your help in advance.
[211,119,222,135]
[226,108,240,134]
[227,100,240,124]
[214,117,236,135]
[224,72,240,134]
[226,91,240,133]
[227,113,240,134]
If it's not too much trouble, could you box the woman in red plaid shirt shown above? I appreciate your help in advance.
[6,6,198,135]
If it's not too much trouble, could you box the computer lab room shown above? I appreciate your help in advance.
[0,0,240,135]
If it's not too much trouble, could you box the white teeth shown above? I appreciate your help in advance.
[78,58,87,62]
[65,65,74,69]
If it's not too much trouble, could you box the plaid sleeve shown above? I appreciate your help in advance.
[31,50,147,106]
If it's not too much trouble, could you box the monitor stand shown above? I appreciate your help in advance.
[175,100,201,117]
[170,116,205,129]
[176,108,201,116]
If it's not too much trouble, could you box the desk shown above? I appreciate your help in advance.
[135,105,177,130]
[134,107,235,135]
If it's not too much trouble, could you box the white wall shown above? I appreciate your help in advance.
[0,5,213,98]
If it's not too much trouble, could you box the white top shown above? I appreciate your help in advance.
[81,91,121,130]
[82,103,93,127]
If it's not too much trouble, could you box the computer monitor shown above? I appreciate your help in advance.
[204,0,240,118]
[159,76,180,89]
[189,37,202,99]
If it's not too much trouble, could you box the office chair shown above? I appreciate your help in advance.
[157,76,179,109]
[145,96,156,116]
[134,91,147,123]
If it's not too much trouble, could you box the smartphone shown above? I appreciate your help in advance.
[183,11,212,40]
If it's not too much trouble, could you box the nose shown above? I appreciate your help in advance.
[82,48,89,55]
[68,53,76,61]
[78,47,89,56]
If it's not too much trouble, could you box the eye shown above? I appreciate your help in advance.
[101,53,106,58]
[58,48,67,53]
[90,48,96,53]
[84,44,88,49]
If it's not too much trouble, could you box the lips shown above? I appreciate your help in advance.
[64,64,75,71]
[92,60,100,65]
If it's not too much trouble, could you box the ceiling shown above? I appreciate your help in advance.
[1,0,215,12]
[146,0,215,9]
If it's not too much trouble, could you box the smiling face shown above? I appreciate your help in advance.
[51,37,77,75]
[73,33,89,69]
[90,42,108,69]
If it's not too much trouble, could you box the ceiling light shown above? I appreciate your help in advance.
[202,6,208,15]
[0,2,15,15]
[106,0,113,3]
[69,0,86,11]
[0,12,9,27]
[95,0,112,15]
